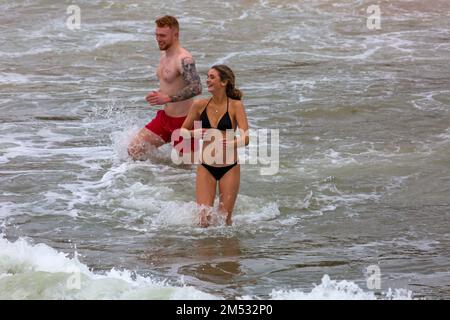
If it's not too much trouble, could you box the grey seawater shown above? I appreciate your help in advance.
[0,0,449,299]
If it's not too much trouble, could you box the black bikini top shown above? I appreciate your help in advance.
[200,97,233,131]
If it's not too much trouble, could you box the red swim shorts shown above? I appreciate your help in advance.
[145,110,198,153]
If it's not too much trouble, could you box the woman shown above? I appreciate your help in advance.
[180,65,249,227]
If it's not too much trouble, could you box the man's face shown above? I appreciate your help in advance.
[155,26,176,51]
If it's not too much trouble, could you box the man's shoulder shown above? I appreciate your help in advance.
[178,48,195,63]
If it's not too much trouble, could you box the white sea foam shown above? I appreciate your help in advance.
[238,10,249,20]
[213,48,293,65]
[233,198,281,225]
[268,275,413,300]
[152,201,202,227]
[1,234,414,300]
[437,128,450,141]
[119,192,281,231]
[301,148,359,169]
[0,202,20,219]
[0,234,218,300]
[93,33,143,49]
[0,73,32,84]
[0,47,54,58]
[411,91,449,112]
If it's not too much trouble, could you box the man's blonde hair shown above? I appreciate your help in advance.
[155,15,179,30]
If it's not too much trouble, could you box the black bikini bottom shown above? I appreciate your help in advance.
[201,162,238,181]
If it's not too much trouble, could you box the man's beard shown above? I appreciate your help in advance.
[158,43,171,51]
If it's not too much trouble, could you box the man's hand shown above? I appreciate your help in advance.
[146,91,172,106]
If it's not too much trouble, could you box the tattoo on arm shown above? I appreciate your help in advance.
[170,57,202,102]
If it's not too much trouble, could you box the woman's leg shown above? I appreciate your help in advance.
[218,164,240,226]
[196,165,217,227]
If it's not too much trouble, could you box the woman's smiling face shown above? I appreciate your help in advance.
[206,68,226,93]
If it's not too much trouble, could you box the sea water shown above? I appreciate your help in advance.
[1,0,449,299]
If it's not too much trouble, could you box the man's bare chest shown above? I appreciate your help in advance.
[157,59,180,83]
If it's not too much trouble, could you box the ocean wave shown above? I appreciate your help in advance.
[0,234,414,300]
[0,234,218,300]
[267,275,413,300]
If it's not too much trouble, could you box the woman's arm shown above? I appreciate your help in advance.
[180,99,203,136]
[233,100,250,147]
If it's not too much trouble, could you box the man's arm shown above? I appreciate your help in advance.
[170,56,202,102]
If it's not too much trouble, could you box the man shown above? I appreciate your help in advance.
[128,15,202,160]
